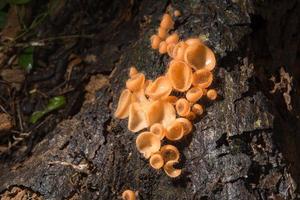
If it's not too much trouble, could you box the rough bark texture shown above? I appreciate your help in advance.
[0,0,299,199]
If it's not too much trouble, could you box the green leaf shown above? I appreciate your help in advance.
[0,11,7,29]
[0,1,7,9]
[18,46,33,72]
[29,110,46,124]
[46,96,66,112]
[8,0,31,5]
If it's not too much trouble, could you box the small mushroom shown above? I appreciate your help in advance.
[122,190,136,200]
[165,120,184,141]
[145,76,172,100]
[192,104,204,115]
[151,35,161,49]
[160,13,174,30]
[186,111,196,121]
[128,102,148,132]
[159,41,168,54]
[115,89,135,119]
[175,118,192,135]
[186,87,203,103]
[192,69,213,89]
[164,160,181,178]
[167,60,192,92]
[149,152,164,169]
[126,73,145,92]
[160,144,180,162]
[184,44,216,71]
[129,66,138,78]
[166,33,179,44]
[174,10,181,17]
[175,98,191,117]
[136,131,161,159]
[158,27,168,39]
[172,41,188,60]
[150,123,166,140]
[207,89,217,100]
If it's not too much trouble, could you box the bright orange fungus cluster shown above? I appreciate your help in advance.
[115,11,218,183]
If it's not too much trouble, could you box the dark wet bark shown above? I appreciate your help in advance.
[0,0,299,199]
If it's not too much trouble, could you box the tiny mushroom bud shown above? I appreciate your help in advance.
[151,35,161,49]
[129,66,138,78]
[158,27,168,39]
[166,33,179,44]
[136,131,161,159]
[160,13,174,30]
[122,190,136,200]
[126,73,145,92]
[166,120,184,141]
[192,104,204,115]
[150,123,166,140]
[207,89,217,100]
[186,87,203,103]
[160,144,180,162]
[164,160,181,178]
[167,60,192,92]
[159,41,168,54]
[192,69,213,89]
[175,98,191,117]
[149,152,164,169]
[174,10,181,17]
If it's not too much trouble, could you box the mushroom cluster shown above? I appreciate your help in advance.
[116,12,218,179]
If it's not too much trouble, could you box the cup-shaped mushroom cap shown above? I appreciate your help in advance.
[115,89,134,119]
[166,33,179,44]
[186,87,203,103]
[159,41,168,54]
[175,98,191,117]
[175,118,193,135]
[162,95,178,105]
[164,160,182,178]
[160,144,180,162]
[184,44,216,71]
[185,38,202,46]
[149,153,164,169]
[128,102,148,132]
[207,89,217,100]
[173,41,188,61]
[136,131,161,159]
[122,190,136,200]
[145,76,172,100]
[158,27,168,39]
[126,73,145,92]
[146,100,176,127]
[151,35,161,49]
[150,123,166,140]
[166,120,184,141]
[167,60,192,92]
[192,69,213,89]
[129,66,138,78]
[167,43,176,57]
[160,13,174,30]
[192,104,204,115]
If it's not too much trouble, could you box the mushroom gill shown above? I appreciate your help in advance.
[114,89,135,119]
[164,160,181,178]
[186,87,203,103]
[165,120,184,141]
[150,123,165,140]
[167,60,192,92]
[128,102,148,132]
[160,144,180,162]
[145,76,172,100]
[126,73,145,92]
[175,98,191,117]
[136,131,161,159]
[184,44,216,71]
[122,190,136,200]
[192,69,213,89]
[149,152,164,169]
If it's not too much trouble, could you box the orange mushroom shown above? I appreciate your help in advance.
[192,69,213,89]
[167,60,192,92]
[158,27,168,39]
[159,41,168,54]
[207,89,217,100]
[192,104,204,115]
[122,190,136,200]
[149,152,164,169]
[186,87,203,103]
[150,123,166,140]
[160,13,174,30]
[150,35,161,49]
[186,111,196,121]
[146,100,176,127]
[175,118,193,135]
[185,38,202,46]
[128,102,148,132]
[167,43,176,57]
[136,131,161,159]
[145,76,172,100]
[166,33,179,44]
[129,66,138,78]
[114,89,135,119]
[160,144,180,162]
[174,10,181,17]
[126,73,145,92]
[165,120,184,141]
[172,41,188,60]
[184,44,216,71]
[164,160,181,178]
[175,98,191,117]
